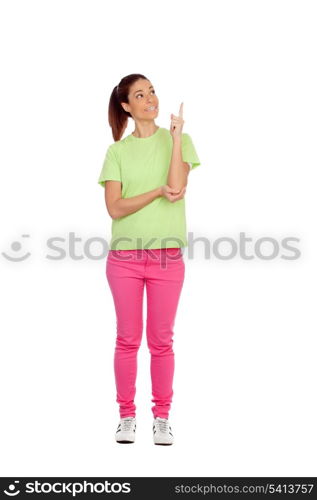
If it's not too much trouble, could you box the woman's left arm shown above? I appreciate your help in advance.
[167,102,189,192]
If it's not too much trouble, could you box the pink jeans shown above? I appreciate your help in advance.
[106,248,185,419]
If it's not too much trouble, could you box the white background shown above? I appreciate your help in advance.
[1,0,316,477]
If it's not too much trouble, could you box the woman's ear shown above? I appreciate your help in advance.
[121,102,129,113]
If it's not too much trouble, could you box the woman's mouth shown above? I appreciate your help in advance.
[145,106,158,112]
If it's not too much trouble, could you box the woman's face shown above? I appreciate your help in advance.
[122,79,159,120]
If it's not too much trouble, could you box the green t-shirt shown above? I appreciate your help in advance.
[98,126,201,250]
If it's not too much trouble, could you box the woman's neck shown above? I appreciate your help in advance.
[132,123,159,138]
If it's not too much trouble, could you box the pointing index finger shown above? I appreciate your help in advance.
[179,102,184,118]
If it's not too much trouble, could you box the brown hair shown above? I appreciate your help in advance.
[108,73,149,142]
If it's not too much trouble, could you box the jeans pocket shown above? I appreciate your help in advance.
[169,248,183,259]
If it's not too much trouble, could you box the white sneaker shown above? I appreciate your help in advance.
[153,417,174,445]
[115,417,136,443]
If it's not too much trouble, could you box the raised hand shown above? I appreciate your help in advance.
[170,102,185,139]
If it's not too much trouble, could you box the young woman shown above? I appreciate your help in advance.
[98,73,200,445]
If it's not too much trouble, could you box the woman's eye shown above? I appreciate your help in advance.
[136,90,155,99]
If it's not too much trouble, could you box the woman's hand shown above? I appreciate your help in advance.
[161,184,187,203]
[170,102,185,139]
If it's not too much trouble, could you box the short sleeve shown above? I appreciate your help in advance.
[98,145,122,188]
[181,133,201,170]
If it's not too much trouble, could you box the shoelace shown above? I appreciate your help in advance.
[155,418,170,434]
[119,418,135,432]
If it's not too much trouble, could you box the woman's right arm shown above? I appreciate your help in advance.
[104,182,186,219]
